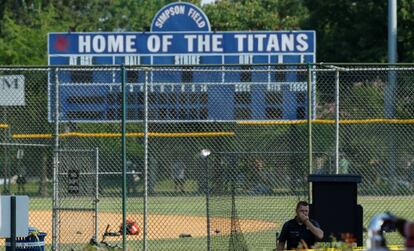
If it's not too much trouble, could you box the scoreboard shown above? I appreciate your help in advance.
[48,2,315,123]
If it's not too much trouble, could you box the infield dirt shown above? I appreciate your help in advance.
[23,210,277,245]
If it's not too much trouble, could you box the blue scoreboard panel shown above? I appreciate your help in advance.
[48,2,315,123]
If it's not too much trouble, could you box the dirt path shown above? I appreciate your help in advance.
[23,211,277,245]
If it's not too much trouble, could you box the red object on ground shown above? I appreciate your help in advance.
[119,220,140,235]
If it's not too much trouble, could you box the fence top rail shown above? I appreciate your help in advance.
[314,67,414,72]
[213,151,332,155]
[54,66,308,73]
[3,66,414,74]
[0,142,51,147]
[2,63,414,70]
[56,148,96,153]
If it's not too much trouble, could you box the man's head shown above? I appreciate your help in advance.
[295,201,309,217]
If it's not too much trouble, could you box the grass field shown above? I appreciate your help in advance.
[28,195,413,250]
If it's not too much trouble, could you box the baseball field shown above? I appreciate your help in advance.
[5,195,410,250]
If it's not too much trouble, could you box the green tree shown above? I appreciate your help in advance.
[203,0,308,30]
[397,1,414,62]
[303,0,414,63]
[0,0,202,64]
[2,0,414,63]
[0,7,53,65]
[303,0,388,62]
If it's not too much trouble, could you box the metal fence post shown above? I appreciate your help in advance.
[335,69,340,174]
[3,125,11,194]
[94,147,99,241]
[307,64,313,202]
[52,67,60,251]
[121,64,127,250]
[386,67,397,180]
[143,67,150,251]
[201,149,212,251]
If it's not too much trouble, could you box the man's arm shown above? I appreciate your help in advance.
[277,222,288,251]
[277,241,285,251]
[304,220,324,240]
[298,212,324,240]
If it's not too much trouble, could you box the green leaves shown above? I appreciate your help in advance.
[203,0,307,31]
[1,0,414,64]
[303,0,388,62]
[0,0,177,65]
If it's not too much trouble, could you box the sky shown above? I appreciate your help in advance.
[201,0,216,6]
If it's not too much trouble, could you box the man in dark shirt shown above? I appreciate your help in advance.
[277,201,324,250]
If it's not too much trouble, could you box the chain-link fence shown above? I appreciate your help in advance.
[0,64,413,250]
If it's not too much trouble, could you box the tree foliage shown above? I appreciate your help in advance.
[0,0,413,64]
[397,1,414,62]
[203,0,307,31]
[0,0,184,64]
[303,0,388,62]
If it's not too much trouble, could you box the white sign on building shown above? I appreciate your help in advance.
[0,75,25,106]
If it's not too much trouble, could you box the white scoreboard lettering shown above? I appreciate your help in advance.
[290,82,307,92]
[184,34,223,52]
[79,35,136,53]
[174,55,200,64]
[267,83,281,92]
[51,32,314,55]
[239,55,253,64]
[125,56,140,65]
